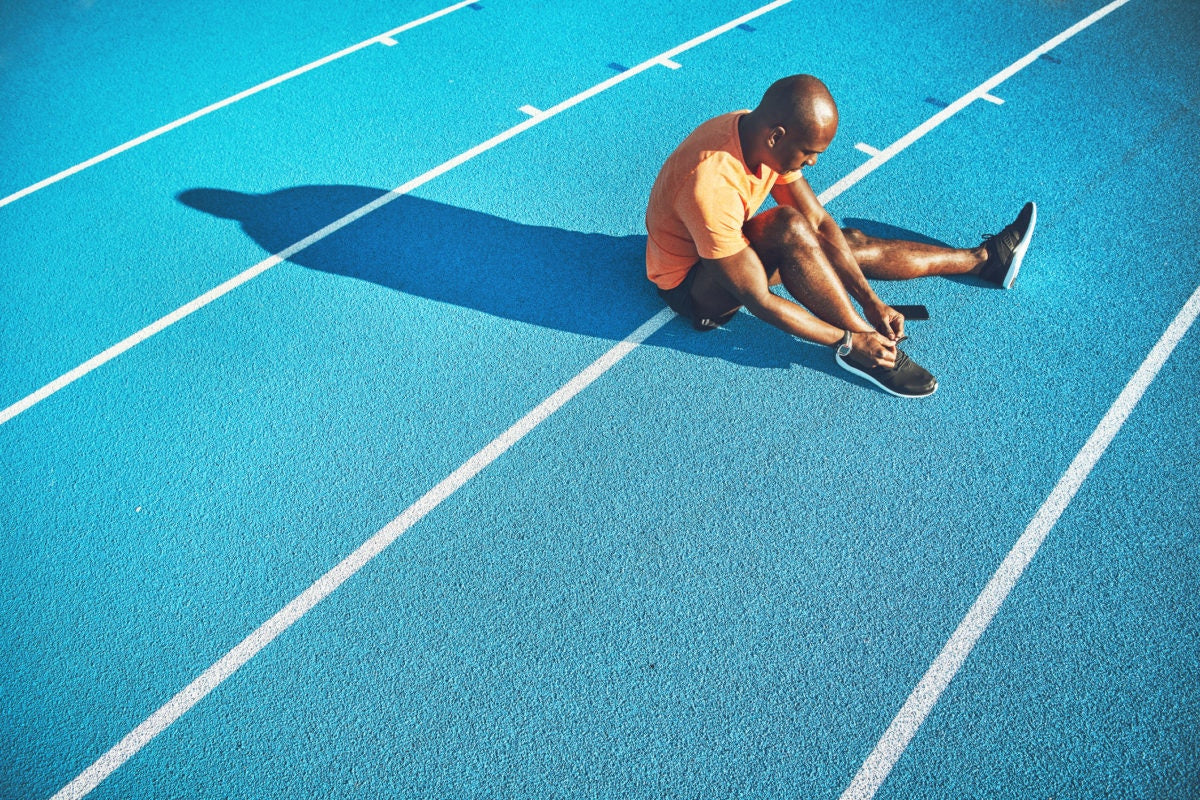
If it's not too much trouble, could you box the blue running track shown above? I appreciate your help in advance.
[2,0,1197,798]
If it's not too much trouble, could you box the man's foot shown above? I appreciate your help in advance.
[836,347,938,398]
[978,201,1037,289]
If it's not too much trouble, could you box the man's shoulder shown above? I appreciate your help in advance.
[689,110,745,136]
[673,111,749,182]
[678,111,744,158]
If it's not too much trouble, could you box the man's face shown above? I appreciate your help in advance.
[771,122,836,173]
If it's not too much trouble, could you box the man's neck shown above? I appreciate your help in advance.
[737,111,766,175]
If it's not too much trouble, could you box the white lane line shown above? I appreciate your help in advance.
[379,36,400,47]
[658,57,683,69]
[820,0,1134,205]
[839,282,1200,800]
[518,104,542,116]
[0,0,478,210]
[854,142,882,157]
[980,92,1005,105]
[48,307,676,800]
[0,0,796,429]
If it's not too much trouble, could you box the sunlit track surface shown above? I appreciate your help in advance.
[2,1,1196,798]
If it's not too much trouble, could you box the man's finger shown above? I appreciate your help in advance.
[875,338,897,367]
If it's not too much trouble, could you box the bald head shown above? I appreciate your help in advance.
[756,75,837,135]
[741,75,838,174]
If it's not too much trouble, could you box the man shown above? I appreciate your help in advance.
[645,74,1036,398]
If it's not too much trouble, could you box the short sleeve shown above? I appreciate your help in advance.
[775,169,802,185]
[674,176,748,261]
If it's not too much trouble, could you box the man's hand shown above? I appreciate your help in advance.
[849,330,898,369]
[864,299,905,341]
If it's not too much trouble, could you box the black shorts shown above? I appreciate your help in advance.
[656,264,737,331]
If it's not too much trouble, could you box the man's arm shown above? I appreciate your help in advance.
[704,245,899,368]
[771,178,905,339]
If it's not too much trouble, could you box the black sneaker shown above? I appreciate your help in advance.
[836,347,938,398]
[979,201,1037,289]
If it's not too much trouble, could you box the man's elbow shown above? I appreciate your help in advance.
[815,211,839,236]
[736,287,779,319]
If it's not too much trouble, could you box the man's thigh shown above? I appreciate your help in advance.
[657,262,740,330]
[743,205,824,285]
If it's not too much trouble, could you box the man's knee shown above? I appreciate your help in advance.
[841,227,866,247]
[746,205,821,253]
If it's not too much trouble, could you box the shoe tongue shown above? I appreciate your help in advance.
[894,348,910,368]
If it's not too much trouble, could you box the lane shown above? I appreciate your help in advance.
[0,0,480,209]
[0,0,483,200]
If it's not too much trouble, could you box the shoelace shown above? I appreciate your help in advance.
[857,347,910,373]
[981,223,1020,253]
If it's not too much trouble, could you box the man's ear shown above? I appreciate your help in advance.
[767,126,786,147]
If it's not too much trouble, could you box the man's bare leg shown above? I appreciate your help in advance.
[842,227,987,280]
[687,206,876,333]
[681,206,936,397]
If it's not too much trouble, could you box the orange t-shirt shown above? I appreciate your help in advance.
[645,111,800,290]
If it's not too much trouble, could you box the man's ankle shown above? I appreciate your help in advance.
[968,244,991,274]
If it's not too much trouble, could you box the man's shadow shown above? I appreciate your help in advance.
[178,185,844,375]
